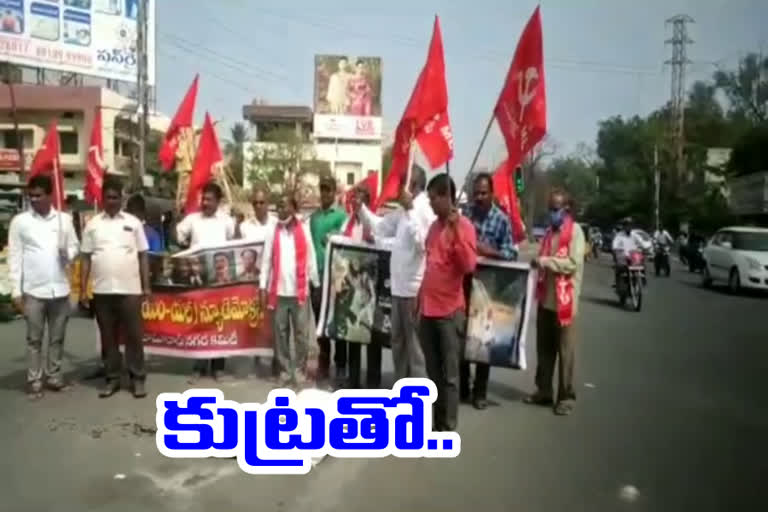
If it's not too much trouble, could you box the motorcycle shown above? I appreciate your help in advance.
[616,250,644,312]
[654,243,671,277]
[687,241,706,273]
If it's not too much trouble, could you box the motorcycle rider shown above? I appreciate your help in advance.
[653,226,674,248]
[612,218,642,287]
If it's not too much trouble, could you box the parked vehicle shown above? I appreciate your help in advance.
[616,250,645,311]
[702,226,768,293]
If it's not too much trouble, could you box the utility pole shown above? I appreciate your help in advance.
[665,15,694,184]
[135,0,149,192]
[654,143,660,232]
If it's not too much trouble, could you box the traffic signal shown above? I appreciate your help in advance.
[514,167,524,194]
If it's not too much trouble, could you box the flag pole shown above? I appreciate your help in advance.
[462,112,494,193]
[404,137,416,192]
[53,158,64,250]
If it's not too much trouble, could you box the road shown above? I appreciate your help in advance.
[0,256,765,512]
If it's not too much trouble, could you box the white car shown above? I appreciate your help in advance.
[702,226,768,292]
[631,229,654,255]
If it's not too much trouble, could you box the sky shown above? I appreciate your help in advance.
[154,0,767,184]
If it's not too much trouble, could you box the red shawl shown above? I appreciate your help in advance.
[536,215,575,326]
[268,219,308,310]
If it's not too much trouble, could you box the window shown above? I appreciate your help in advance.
[346,172,355,186]
[58,131,79,155]
[1,129,33,149]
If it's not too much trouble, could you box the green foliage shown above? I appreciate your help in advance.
[224,122,247,186]
[574,52,768,232]
[727,124,768,176]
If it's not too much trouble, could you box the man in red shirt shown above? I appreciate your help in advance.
[419,174,477,432]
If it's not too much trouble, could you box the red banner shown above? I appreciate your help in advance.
[140,284,272,358]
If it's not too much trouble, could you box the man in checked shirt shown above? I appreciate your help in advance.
[460,172,518,410]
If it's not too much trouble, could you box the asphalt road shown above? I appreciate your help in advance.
[0,255,765,512]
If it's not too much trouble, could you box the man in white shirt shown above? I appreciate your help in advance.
[653,226,674,247]
[176,182,235,249]
[612,218,643,287]
[176,182,235,381]
[8,175,79,399]
[80,177,150,399]
[260,192,319,387]
[359,166,435,381]
[612,218,641,260]
[237,188,277,242]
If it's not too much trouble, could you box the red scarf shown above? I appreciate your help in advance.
[536,215,575,326]
[268,218,308,310]
[343,215,373,243]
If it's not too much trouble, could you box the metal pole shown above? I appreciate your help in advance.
[462,112,494,194]
[3,64,26,209]
[135,0,148,192]
[654,143,660,232]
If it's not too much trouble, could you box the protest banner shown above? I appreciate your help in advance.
[464,259,534,370]
[318,236,534,367]
[97,240,272,358]
[317,235,392,346]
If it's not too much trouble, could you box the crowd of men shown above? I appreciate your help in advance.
[7,169,585,430]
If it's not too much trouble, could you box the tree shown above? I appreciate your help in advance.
[246,126,329,203]
[714,53,768,124]
[224,122,246,186]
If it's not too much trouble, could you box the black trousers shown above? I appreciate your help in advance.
[419,312,465,431]
[460,361,490,400]
[93,294,145,382]
[311,286,346,378]
[347,332,384,389]
[193,358,226,375]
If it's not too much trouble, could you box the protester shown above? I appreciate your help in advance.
[526,189,585,416]
[176,182,235,382]
[237,188,277,241]
[8,175,79,399]
[80,177,151,399]
[126,194,163,252]
[420,174,477,432]
[260,191,319,387]
[339,185,382,389]
[360,166,434,382]
[309,176,347,386]
[461,172,517,410]
[236,188,278,376]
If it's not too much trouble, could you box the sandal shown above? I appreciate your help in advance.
[554,402,574,416]
[523,394,554,406]
[27,381,44,401]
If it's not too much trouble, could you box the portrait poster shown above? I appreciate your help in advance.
[149,240,265,289]
[317,236,391,345]
[99,240,272,359]
[464,259,535,370]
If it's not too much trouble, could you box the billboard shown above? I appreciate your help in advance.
[0,0,156,84]
[314,54,382,140]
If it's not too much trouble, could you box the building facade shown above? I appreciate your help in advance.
[241,101,382,202]
[0,84,170,197]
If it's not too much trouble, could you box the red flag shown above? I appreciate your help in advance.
[492,160,526,243]
[159,74,199,171]
[377,16,453,207]
[85,108,105,208]
[494,6,546,170]
[28,119,65,210]
[184,113,222,214]
[344,171,380,213]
